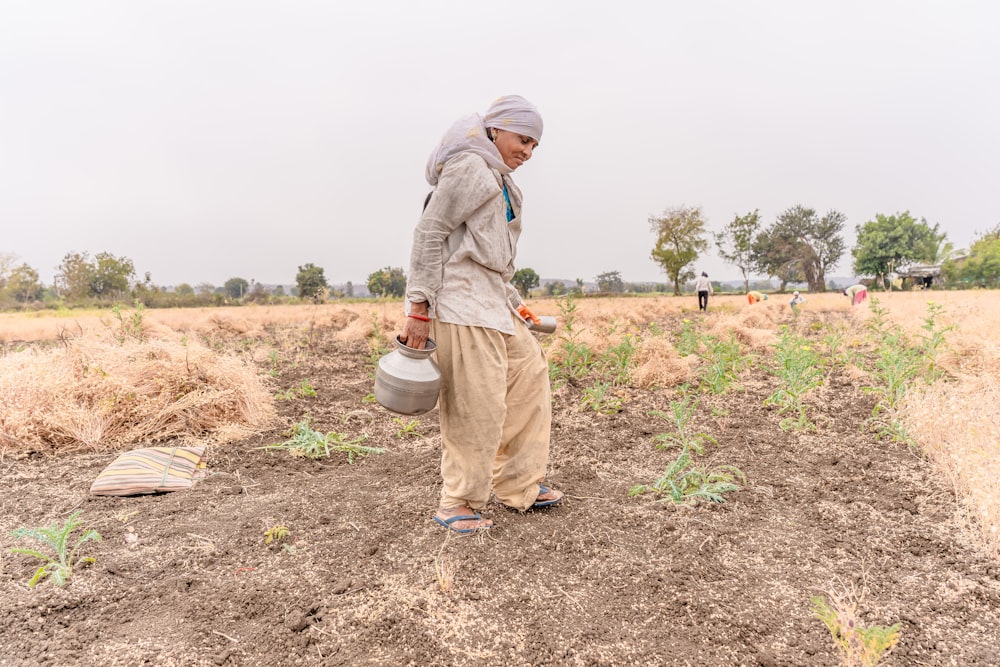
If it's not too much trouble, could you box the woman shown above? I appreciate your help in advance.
[789,291,805,309]
[844,283,868,306]
[399,95,562,534]
[747,290,768,304]
[694,272,713,311]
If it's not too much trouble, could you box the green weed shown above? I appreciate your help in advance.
[8,511,101,588]
[109,300,146,344]
[629,449,745,506]
[549,295,596,384]
[580,382,624,414]
[764,326,824,431]
[275,379,318,401]
[393,417,425,438]
[258,420,384,463]
[811,587,901,667]
[649,388,717,454]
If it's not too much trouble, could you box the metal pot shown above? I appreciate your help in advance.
[374,336,441,415]
[527,315,557,334]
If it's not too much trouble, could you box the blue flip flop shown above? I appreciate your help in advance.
[433,513,491,534]
[532,484,563,509]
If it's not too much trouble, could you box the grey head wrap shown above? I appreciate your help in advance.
[425,95,543,186]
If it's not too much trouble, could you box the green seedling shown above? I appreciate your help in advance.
[275,379,317,400]
[580,382,623,415]
[764,326,824,431]
[629,449,744,505]
[598,331,637,386]
[548,294,596,385]
[649,389,717,454]
[393,417,424,438]
[811,588,901,667]
[8,510,101,588]
[264,524,290,546]
[258,420,385,463]
[109,300,147,344]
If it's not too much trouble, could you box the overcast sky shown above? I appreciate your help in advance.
[2,1,997,288]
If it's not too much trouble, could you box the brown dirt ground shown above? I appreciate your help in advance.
[3,309,1000,667]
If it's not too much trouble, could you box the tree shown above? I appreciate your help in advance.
[296,263,329,302]
[196,282,216,296]
[7,263,43,302]
[224,277,249,300]
[55,251,96,299]
[715,209,762,293]
[0,252,20,288]
[512,267,540,298]
[367,266,406,298]
[90,252,135,299]
[545,280,566,296]
[753,206,845,293]
[175,283,195,296]
[852,212,947,289]
[944,224,1000,287]
[649,205,709,295]
[596,270,624,293]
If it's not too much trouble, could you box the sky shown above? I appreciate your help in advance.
[1,1,998,289]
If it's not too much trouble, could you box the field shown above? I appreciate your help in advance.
[2,292,999,666]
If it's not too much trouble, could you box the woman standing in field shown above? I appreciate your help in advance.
[398,95,562,534]
[694,272,713,311]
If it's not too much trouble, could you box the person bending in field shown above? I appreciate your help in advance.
[843,284,868,306]
[789,291,805,310]
[399,95,563,535]
[747,290,768,304]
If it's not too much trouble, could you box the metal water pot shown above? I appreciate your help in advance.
[374,337,442,415]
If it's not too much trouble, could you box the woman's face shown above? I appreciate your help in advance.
[493,129,538,171]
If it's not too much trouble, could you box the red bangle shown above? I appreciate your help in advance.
[407,313,430,322]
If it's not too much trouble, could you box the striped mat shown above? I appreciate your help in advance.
[90,446,207,496]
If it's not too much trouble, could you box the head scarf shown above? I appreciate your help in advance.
[425,95,543,186]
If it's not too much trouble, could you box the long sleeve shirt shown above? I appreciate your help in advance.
[405,152,524,334]
[694,276,713,293]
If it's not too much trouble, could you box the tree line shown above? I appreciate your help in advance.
[2,209,997,309]
[650,204,999,295]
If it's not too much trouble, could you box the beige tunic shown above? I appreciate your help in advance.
[406,152,524,334]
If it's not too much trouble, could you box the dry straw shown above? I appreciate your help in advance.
[0,331,275,453]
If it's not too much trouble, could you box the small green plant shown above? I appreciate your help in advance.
[258,420,385,463]
[580,382,623,414]
[629,449,745,505]
[649,388,717,454]
[699,334,749,394]
[266,349,281,377]
[764,326,825,431]
[393,417,425,438]
[109,300,146,344]
[675,318,701,356]
[811,587,901,667]
[367,310,391,379]
[916,301,954,382]
[598,332,637,386]
[549,294,597,384]
[275,379,318,401]
[8,511,101,588]
[264,524,290,546]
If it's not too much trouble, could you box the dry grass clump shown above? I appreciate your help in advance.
[901,375,1000,558]
[0,332,275,454]
[631,337,697,388]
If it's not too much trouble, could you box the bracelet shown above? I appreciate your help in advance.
[407,313,430,322]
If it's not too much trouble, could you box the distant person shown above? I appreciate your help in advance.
[694,272,713,311]
[747,290,768,304]
[843,284,868,306]
[399,95,562,535]
[789,291,805,310]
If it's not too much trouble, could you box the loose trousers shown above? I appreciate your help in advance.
[431,315,552,511]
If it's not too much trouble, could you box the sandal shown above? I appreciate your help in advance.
[433,512,492,534]
[531,484,563,509]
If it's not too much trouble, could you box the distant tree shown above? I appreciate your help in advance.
[90,252,135,299]
[944,224,1000,287]
[715,209,762,293]
[0,252,20,288]
[272,285,285,297]
[345,281,354,298]
[296,263,329,302]
[175,283,195,296]
[7,263,43,302]
[852,212,947,289]
[545,280,566,296]
[55,251,96,299]
[224,277,249,299]
[753,206,845,293]
[649,205,709,295]
[512,267,540,298]
[596,270,625,293]
[367,266,406,298]
[195,282,215,296]
[574,278,585,295]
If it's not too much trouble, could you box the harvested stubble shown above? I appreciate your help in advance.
[0,332,275,453]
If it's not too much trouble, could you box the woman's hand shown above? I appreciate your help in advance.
[400,301,431,349]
